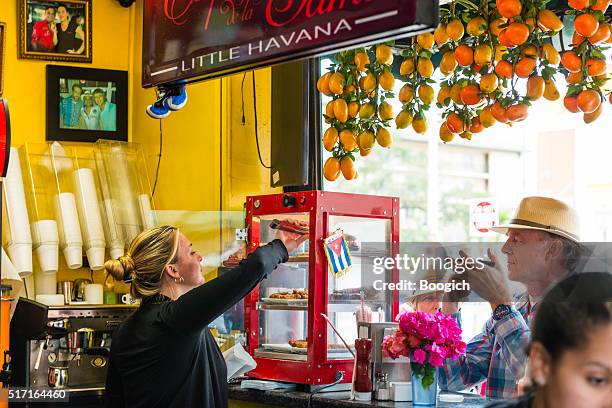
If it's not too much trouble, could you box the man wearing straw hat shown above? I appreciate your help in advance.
[439,196,583,399]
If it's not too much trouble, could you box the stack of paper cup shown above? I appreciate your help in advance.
[73,168,106,270]
[1,247,24,319]
[108,146,141,242]
[34,268,58,295]
[138,194,156,229]
[31,220,59,274]
[3,147,33,276]
[101,198,125,260]
[54,192,83,269]
[40,141,73,173]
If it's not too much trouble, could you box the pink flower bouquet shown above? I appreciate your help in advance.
[382,311,466,388]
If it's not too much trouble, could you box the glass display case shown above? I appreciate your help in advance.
[244,191,399,386]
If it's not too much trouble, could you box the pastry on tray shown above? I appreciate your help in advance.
[269,289,309,299]
[288,339,308,348]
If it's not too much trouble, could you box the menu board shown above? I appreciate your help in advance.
[142,0,438,88]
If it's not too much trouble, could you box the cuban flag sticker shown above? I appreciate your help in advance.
[323,229,352,277]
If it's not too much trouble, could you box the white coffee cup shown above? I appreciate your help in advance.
[84,284,103,305]
[121,293,136,304]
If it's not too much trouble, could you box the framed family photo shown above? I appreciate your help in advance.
[19,0,92,62]
[0,22,5,96]
[46,65,128,142]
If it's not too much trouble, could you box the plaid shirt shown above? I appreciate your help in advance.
[439,293,536,399]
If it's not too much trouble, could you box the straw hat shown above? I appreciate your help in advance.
[490,196,580,242]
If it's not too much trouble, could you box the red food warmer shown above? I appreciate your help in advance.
[244,191,400,386]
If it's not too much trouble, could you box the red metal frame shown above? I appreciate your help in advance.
[244,190,400,385]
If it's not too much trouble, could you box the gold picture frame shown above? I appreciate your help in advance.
[18,0,92,63]
[0,22,5,96]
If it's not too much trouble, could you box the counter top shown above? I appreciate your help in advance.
[228,384,493,408]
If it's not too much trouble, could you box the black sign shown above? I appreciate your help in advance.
[142,0,438,88]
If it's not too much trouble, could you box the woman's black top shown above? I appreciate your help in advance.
[104,240,289,408]
[56,19,82,53]
[486,394,534,408]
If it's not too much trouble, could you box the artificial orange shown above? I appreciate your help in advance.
[417,33,435,50]
[333,98,349,123]
[521,45,538,59]
[434,24,450,46]
[379,71,395,91]
[438,86,451,105]
[399,84,415,103]
[542,43,561,65]
[395,111,413,129]
[354,52,370,72]
[480,106,497,127]
[376,127,393,148]
[573,32,587,46]
[323,157,341,181]
[455,44,474,66]
[495,44,508,62]
[526,75,545,100]
[418,84,435,105]
[561,51,582,73]
[543,79,560,101]
[376,45,394,65]
[450,83,464,104]
[323,127,339,151]
[588,23,611,44]
[591,0,610,11]
[446,113,467,133]
[499,29,516,47]
[567,71,583,84]
[400,58,416,76]
[348,101,360,118]
[563,95,580,113]
[490,18,506,36]
[417,58,435,77]
[460,84,482,105]
[474,44,493,66]
[525,17,537,33]
[577,89,601,113]
[359,103,375,119]
[340,156,357,180]
[470,117,484,133]
[515,58,537,78]
[378,102,394,121]
[574,14,599,38]
[498,0,522,19]
[467,16,487,36]
[491,102,510,123]
[339,129,358,151]
[506,23,530,46]
[440,51,458,76]
[537,10,563,32]
[439,122,455,143]
[583,103,603,123]
[325,101,335,119]
[480,73,499,93]
[506,104,529,122]
[495,60,514,78]
[357,131,376,150]
[446,18,465,41]
[317,72,332,95]
[568,0,589,10]
[328,72,345,95]
[587,59,607,76]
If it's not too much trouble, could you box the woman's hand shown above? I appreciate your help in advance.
[274,220,309,254]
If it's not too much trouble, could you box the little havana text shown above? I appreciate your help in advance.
[373,279,470,293]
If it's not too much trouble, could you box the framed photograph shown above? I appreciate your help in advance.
[46,65,128,142]
[19,0,92,62]
[0,22,5,96]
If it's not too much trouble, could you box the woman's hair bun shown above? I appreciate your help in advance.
[104,254,135,282]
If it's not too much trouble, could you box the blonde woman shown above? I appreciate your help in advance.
[104,224,307,408]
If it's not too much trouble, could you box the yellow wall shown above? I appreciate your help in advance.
[1,1,279,290]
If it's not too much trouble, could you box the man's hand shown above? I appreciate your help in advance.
[50,22,57,34]
[460,248,513,309]
[274,220,309,254]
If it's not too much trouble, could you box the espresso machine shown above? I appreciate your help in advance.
[357,322,411,386]
[10,298,136,398]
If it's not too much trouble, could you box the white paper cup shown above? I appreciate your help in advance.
[35,244,59,274]
[63,245,83,269]
[7,242,33,277]
[34,271,58,295]
[31,220,59,245]
[109,246,124,260]
[84,284,103,305]
[85,247,105,271]
[35,294,65,306]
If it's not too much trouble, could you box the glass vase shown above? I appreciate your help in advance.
[411,364,438,406]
